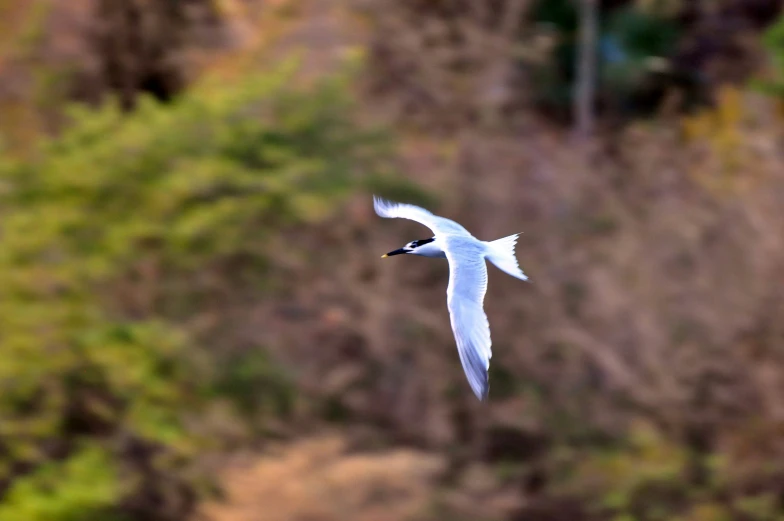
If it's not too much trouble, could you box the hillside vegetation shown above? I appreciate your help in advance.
[1,2,784,521]
[0,57,406,521]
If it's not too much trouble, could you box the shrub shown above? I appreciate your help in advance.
[0,58,397,520]
[757,13,784,98]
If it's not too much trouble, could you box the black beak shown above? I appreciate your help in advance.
[381,248,408,258]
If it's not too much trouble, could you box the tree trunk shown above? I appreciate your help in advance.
[574,0,598,140]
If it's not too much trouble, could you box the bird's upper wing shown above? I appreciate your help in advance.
[444,237,492,400]
[373,196,472,237]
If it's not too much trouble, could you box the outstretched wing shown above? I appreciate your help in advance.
[444,237,492,400]
[373,196,472,237]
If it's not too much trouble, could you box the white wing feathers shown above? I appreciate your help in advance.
[373,196,471,237]
[445,237,492,400]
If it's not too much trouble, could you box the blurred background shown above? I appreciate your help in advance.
[1,0,784,520]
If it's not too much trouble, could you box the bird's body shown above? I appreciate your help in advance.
[374,196,528,401]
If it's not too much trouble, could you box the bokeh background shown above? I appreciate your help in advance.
[1,1,784,520]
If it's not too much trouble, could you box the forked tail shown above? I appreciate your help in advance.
[485,234,529,281]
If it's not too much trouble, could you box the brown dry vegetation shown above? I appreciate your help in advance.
[199,436,446,521]
[232,102,784,521]
[2,1,784,521]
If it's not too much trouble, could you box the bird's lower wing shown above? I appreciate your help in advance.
[445,243,492,400]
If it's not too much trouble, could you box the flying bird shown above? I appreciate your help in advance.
[374,196,529,401]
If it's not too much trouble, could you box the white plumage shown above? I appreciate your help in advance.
[373,196,528,400]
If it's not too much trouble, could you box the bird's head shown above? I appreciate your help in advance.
[382,238,435,258]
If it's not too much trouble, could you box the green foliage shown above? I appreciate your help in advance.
[0,446,120,521]
[531,0,579,33]
[755,14,784,98]
[528,1,682,116]
[600,7,680,94]
[0,59,398,519]
[555,417,784,521]
[563,421,690,520]
[208,350,296,421]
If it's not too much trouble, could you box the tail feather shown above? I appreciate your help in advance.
[485,234,529,281]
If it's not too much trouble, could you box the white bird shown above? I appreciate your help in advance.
[374,196,529,401]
